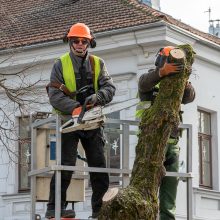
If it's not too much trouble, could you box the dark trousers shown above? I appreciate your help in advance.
[47,127,109,213]
[159,143,180,220]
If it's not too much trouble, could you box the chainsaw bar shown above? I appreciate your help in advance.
[61,115,106,133]
[60,98,139,133]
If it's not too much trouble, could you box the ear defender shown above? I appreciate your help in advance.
[63,28,70,43]
[90,31,96,48]
[155,48,163,67]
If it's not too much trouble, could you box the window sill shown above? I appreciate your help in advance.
[193,187,220,198]
[2,192,30,202]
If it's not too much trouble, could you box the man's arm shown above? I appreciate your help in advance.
[48,60,80,114]
[138,68,161,101]
[95,59,116,105]
[138,68,161,93]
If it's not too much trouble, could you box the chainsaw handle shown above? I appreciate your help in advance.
[77,98,92,124]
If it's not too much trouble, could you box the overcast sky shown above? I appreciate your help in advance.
[160,0,220,33]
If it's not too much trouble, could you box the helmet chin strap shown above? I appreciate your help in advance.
[70,44,88,57]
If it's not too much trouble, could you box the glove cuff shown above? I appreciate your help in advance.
[96,93,104,105]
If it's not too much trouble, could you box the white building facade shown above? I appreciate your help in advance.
[0,21,220,220]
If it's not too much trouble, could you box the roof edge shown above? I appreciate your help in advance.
[0,21,166,55]
[166,23,220,50]
[1,20,220,56]
[95,21,166,37]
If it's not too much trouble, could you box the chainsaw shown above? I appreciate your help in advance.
[60,98,139,133]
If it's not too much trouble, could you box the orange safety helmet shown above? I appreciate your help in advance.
[155,46,175,67]
[159,46,175,56]
[67,23,92,40]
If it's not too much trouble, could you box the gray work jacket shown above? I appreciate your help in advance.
[138,68,195,104]
[48,51,116,115]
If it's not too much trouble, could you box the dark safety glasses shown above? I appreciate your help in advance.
[71,38,89,45]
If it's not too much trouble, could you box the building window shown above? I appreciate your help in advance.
[18,112,122,189]
[18,116,31,191]
[198,110,212,188]
[104,111,120,184]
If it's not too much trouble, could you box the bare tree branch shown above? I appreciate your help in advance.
[0,52,49,168]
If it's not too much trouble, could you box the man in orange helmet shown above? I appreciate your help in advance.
[138,46,195,220]
[46,23,116,219]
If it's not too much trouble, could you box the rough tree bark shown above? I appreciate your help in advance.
[99,44,195,220]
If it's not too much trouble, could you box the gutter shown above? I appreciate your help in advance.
[166,22,220,50]
[94,21,165,37]
[0,40,64,55]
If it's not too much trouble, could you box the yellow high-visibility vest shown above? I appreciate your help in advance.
[54,53,101,115]
[61,52,101,95]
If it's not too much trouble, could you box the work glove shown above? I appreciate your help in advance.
[72,106,82,117]
[85,94,97,105]
[159,62,184,77]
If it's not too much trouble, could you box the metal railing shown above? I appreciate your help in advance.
[29,115,193,220]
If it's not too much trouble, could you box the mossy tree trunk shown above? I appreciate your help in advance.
[99,45,195,220]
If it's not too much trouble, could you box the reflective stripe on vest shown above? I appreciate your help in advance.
[93,55,100,92]
[135,101,151,118]
[167,138,179,145]
[60,52,76,93]
[136,83,160,118]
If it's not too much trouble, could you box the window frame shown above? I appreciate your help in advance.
[18,113,50,192]
[104,111,121,185]
[198,110,213,189]
[18,116,31,192]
